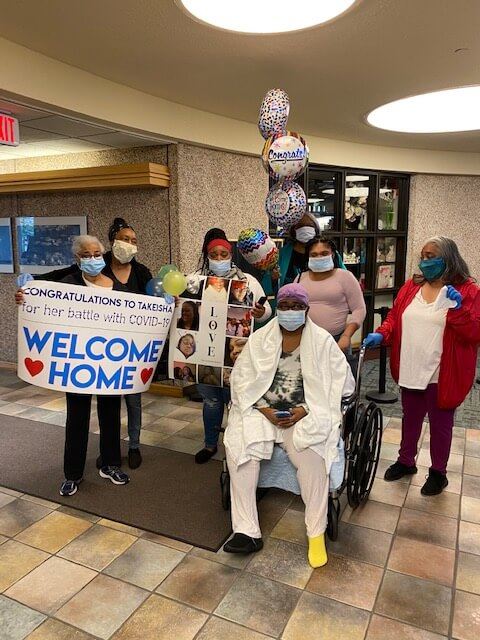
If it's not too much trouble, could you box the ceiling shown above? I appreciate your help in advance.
[0,0,478,152]
[0,99,170,160]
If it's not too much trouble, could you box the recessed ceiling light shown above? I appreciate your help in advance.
[367,86,480,133]
[177,0,357,34]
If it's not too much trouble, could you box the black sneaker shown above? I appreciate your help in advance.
[96,455,103,470]
[384,461,418,482]
[128,448,142,469]
[195,447,217,464]
[223,533,263,554]
[99,466,130,485]
[421,469,448,496]
[59,478,82,496]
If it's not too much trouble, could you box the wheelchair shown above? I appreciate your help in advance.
[219,345,383,541]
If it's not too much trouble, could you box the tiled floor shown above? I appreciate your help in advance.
[0,366,480,639]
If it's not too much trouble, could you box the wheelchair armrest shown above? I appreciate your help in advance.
[341,392,357,415]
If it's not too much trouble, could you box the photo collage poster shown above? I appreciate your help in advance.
[168,275,254,387]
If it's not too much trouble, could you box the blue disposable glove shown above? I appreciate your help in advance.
[446,285,462,309]
[363,332,383,348]
[17,273,34,288]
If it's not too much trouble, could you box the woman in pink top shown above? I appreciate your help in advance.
[298,236,366,354]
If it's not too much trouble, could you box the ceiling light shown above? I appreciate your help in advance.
[367,86,480,133]
[178,0,357,34]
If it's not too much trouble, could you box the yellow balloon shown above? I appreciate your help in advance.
[163,270,187,296]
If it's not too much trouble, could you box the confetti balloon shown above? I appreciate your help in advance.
[237,228,279,271]
[258,88,290,140]
[265,180,306,228]
[262,131,309,180]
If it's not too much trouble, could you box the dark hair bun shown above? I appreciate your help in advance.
[108,217,132,242]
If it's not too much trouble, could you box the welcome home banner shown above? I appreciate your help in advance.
[18,281,174,394]
[168,275,254,388]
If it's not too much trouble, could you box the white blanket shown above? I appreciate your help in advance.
[224,317,355,472]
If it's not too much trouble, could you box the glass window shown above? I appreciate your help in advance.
[343,237,368,291]
[308,169,337,232]
[344,174,371,231]
[378,176,400,230]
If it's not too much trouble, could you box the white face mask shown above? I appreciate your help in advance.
[295,227,316,244]
[309,255,334,273]
[112,239,137,264]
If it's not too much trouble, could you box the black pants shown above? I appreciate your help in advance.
[64,393,121,480]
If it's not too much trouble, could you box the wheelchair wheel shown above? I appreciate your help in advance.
[326,495,340,541]
[346,402,382,508]
[355,404,382,504]
[220,470,230,511]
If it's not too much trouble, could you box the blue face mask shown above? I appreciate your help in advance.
[277,309,306,332]
[80,256,106,276]
[419,257,446,281]
[309,255,334,273]
[209,258,231,276]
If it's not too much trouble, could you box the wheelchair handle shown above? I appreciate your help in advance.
[355,345,366,395]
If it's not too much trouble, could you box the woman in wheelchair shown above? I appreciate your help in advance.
[223,283,355,568]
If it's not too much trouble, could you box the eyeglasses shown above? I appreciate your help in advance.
[277,303,307,311]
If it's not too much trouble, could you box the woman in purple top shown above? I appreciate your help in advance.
[298,236,366,354]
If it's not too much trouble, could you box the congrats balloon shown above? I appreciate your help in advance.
[262,132,309,180]
[265,180,306,228]
[258,88,290,140]
[237,229,279,271]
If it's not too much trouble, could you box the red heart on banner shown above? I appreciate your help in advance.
[141,368,154,384]
[24,358,44,377]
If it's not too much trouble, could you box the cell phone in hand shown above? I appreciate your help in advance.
[257,296,267,306]
[274,410,292,419]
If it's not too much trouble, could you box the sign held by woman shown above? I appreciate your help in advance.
[18,281,174,394]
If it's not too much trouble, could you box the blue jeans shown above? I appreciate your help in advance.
[125,393,142,449]
[197,384,231,448]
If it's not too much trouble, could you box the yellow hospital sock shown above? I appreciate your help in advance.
[308,533,328,568]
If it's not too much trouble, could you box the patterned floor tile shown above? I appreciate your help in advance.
[306,553,383,610]
[55,574,148,639]
[0,540,49,592]
[0,499,51,537]
[461,496,480,525]
[404,485,460,518]
[270,509,307,546]
[396,508,458,549]
[105,538,185,590]
[111,593,207,640]
[247,537,313,589]
[195,617,271,640]
[158,435,202,455]
[57,523,136,570]
[368,478,409,507]
[375,570,451,635]
[464,456,480,476]
[462,474,480,499]
[0,595,46,640]
[190,543,254,570]
[25,618,96,639]
[456,552,480,595]
[140,531,193,552]
[387,536,455,585]
[215,572,301,637]
[366,614,447,639]
[459,521,480,555]
[15,511,92,553]
[341,499,400,533]
[452,590,480,640]
[157,555,239,612]
[327,522,392,566]
[5,556,96,614]
[283,591,369,640]
[0,492,16,509]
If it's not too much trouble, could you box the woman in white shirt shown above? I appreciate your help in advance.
[188,229,271,464]
[364,236,480,496]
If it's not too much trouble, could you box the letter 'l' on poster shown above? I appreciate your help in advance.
[17,281,174,394]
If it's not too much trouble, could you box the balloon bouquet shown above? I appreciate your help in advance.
[237,89,309,273]
[146,263,187,302]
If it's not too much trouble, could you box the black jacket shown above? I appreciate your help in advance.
[35,252,152,294]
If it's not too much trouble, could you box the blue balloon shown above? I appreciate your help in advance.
[146,277,165,297]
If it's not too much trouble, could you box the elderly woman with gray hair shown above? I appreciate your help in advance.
[364,236,480,496]
[16,235,130,496]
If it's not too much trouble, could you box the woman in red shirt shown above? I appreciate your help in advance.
[364,236,480,495]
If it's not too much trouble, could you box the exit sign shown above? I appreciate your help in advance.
[0,114,19,146]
